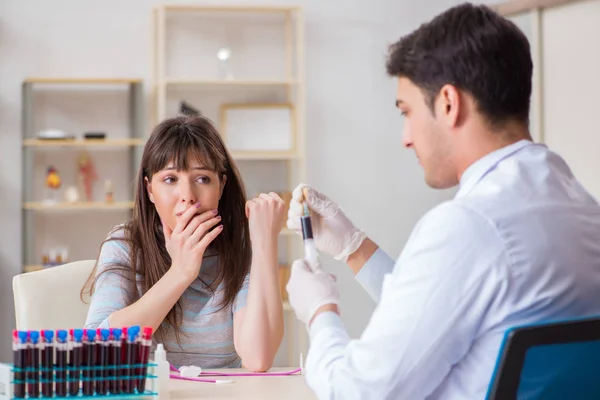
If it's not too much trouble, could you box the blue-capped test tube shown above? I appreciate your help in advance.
[109,328,123,394]
[96,329,110,395]
[82,329,96,396]
[123,327,139,394]
[27,331,41,398]
[69,329,83,396]
[41,330,54,397]
[55,330,68,397]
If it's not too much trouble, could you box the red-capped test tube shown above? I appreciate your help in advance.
[136,327,153,393]
[13,330,27,399]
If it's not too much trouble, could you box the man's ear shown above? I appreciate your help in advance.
[219,175,227,200]
[437,84,461,128]
[145,176,155,203]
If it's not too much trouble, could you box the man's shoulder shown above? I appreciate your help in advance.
[414,200,499,242]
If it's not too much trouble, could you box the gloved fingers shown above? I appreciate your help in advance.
[291,183,338,218]
[286,259,311,293]
[286,215,302,232]
[291,183,310,202]
[289,198,305,216]
[290,258,311,274]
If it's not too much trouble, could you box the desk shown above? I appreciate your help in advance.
[169,368,317,400]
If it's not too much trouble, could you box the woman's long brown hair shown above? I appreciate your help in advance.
[81,115,251,345]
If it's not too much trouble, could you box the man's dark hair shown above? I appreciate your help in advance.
[386,2,532,128]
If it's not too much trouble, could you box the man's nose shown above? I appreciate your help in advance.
[402,127,413,148]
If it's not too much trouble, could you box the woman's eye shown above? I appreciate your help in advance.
[197,176,211,184]
[163,176,176,184]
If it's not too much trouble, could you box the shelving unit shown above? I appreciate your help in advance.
[21,78,144,273]
[152,4,306,366]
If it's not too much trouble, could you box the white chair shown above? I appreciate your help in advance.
[12,260,96,331]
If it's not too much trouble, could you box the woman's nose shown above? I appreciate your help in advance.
[179,182,197,204]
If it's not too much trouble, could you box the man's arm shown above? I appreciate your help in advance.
[304,203,509,399]
[347,238,395,302]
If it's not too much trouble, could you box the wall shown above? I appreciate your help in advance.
[541,0,600,199]
[0,0,487,363]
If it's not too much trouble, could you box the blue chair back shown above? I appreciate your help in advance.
[486,316,600,399]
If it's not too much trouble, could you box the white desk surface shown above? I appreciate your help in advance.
[169,368,317,400]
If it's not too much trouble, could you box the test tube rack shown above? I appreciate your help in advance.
[0,362,160,400]
[0,327,167,400]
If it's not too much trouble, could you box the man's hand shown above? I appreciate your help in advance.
[286,258,340,325]
[286,184,366,262]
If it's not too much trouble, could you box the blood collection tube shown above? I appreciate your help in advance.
[119,327,128,393]
[27,331,40,398]
[123,328,138,394]
[13,330,26,399]
[69,329,83,396]
[41,330,54,398]
[136,327,153,393]
[128,326,140,393]
[95,329,110,395]
[108,328,122,394]
[82,329,96,396]
[55,330,68,397]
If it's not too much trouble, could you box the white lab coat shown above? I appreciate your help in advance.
[306,140,600,399]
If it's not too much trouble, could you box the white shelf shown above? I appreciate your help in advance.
[162,5,300,13]
[24,78,142,85]
[24,139,144,147]
[23,201,135,211]
[231,151,302,160]
[165,78,296,86]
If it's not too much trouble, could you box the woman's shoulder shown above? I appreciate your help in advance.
[106,224,127,240]
[98,224,132,265]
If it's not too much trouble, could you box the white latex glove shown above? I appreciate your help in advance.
[286,184,366,262]
[286,258,340,325]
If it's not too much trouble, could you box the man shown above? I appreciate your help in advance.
[285,3,600,399]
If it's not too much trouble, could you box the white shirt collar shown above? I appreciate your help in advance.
[455,139,534,199]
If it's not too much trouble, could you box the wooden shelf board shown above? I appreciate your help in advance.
[24,139,144,147]
[24,78,142,84]
[165,78,296,86]
[24,201,134,211]
[24,265,44,273]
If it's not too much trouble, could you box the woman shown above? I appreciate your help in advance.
[82,115,285,372]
